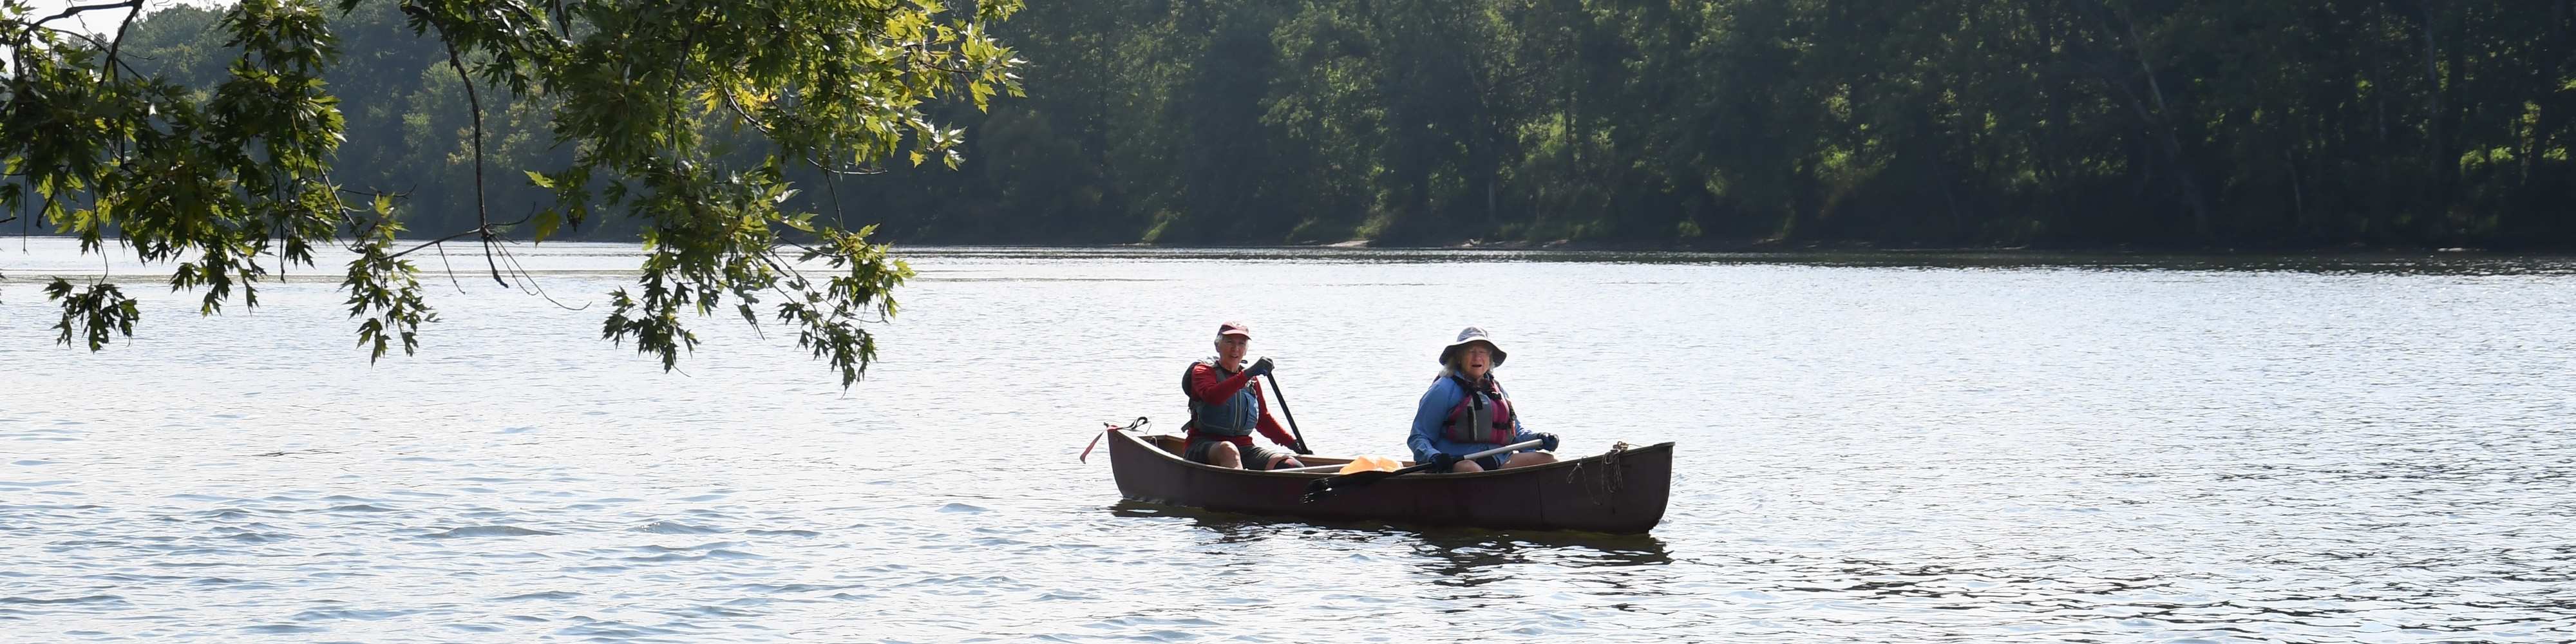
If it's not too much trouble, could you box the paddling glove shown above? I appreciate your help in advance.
[1430,453,1461,471]
[1537,433,1560,451]
[1246,357,1275,377]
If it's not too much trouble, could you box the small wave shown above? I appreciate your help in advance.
[424,526,558,539]
[744,529,821,538]
[554,618,679,638]
[325,504,397,513]
[939,503,989,513]
[676,605,757,618]
[241,624,323,634]
[636,542,741,553]
[291,607,419,621]
[493,591,582,601]
[0,595,124,605]
[634,521,724,535]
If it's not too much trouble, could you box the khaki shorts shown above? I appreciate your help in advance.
[1185,439,1298,470]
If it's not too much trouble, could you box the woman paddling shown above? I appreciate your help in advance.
[1406,327,1559,473]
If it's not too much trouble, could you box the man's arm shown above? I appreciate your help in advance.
[1184,363,1256,405]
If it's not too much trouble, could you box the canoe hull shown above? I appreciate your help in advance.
[1106,430,1671,534]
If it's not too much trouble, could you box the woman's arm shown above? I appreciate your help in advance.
[1408,379,1459,461]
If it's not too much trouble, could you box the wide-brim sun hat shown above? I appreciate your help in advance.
[1437,326,1506,367]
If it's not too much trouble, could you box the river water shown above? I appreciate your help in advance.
[3,239,2571,642]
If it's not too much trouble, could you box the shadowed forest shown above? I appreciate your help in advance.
[97,1,2576,249]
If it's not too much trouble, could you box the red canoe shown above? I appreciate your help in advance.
[1104,429,1672,534]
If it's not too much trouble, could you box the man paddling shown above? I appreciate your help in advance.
[1180,321,1310,471]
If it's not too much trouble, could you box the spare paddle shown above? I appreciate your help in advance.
[1302,439,1544,504]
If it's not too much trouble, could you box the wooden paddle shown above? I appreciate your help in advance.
[1301,439,1544,504]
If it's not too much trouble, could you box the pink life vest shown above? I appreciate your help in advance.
[1441,375,1516,445]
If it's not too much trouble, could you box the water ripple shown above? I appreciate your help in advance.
[2,243,2571,641]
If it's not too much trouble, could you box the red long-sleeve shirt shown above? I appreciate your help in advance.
[1183,362,1298,449]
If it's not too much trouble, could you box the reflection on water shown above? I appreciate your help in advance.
[1410,532,1676,587]
[4,238,2573,641]
[1110,499,1675,585]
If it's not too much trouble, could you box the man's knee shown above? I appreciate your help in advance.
[1450,459,1484,473]
[1209,442,1243,467]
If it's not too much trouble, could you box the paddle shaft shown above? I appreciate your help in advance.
[1262,374,1311,455]
[1300,439,1547,503]
[1444,439,1548,466]
[1355,439,1544,480]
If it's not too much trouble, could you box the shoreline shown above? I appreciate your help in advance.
[1084,237,2561,256]
[4,231,2566,257]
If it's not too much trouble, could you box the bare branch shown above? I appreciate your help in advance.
[478,236,506,287]
[32,0,142,28]
[386,227,486,260]
[494,242,587,310]
[412,8,511,288]
[431,239,466,293]
[102,0,142,82]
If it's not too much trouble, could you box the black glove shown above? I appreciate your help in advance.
[1245,357,1275,377]
[1537,433,1560,451]
[1428,453,1461,471]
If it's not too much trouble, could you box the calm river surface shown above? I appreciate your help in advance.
[3,239,2572,642]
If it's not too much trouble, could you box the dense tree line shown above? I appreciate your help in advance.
[102,1,2576,249]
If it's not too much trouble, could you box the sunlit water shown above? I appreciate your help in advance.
[3,238,2572,642]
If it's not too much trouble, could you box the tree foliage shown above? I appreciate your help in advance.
[857,0,2576,249]
[3,0,1022,384]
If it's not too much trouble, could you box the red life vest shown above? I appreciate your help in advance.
[1441,375,1515,445]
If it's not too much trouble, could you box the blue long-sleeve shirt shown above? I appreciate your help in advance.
[1408,375,1539,464]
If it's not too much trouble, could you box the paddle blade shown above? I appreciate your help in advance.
[1300,469,1398,504]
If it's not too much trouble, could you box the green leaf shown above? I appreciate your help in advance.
[533,209,562,242]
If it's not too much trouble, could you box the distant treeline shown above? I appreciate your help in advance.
[106,1,2576,249]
